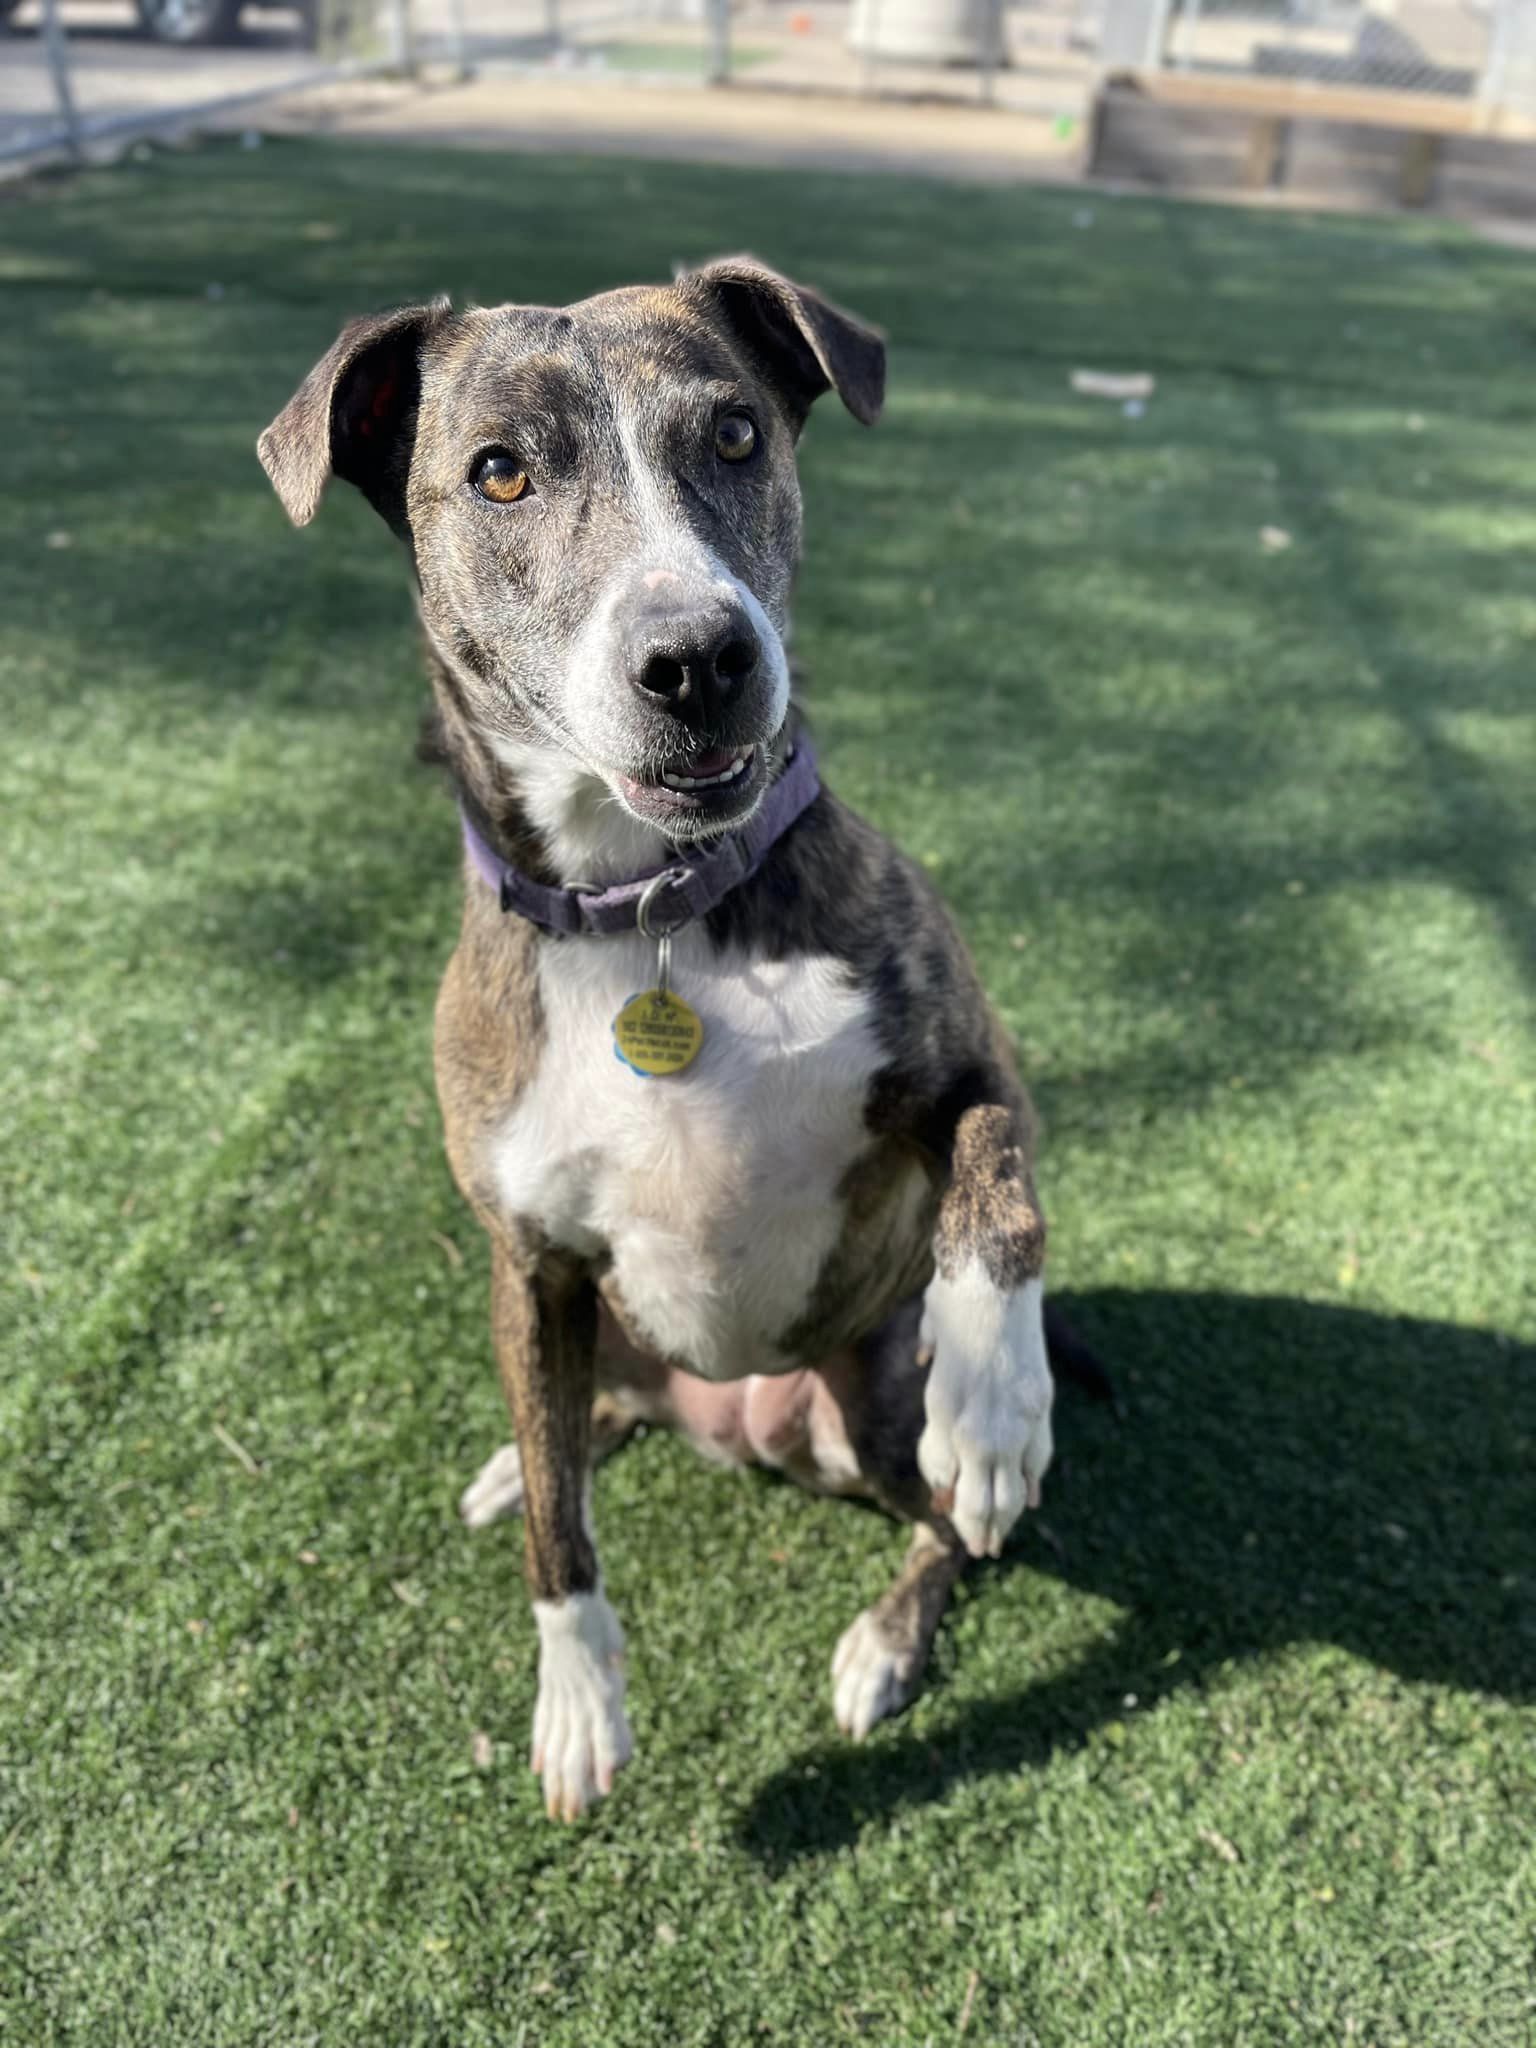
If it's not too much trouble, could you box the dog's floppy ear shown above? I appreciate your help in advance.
[680,256,885,430]
[257,296,452,530]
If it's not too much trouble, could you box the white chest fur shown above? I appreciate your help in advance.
[492,930,886,1380]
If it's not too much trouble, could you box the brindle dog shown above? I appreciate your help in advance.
[259,259,1081,1822]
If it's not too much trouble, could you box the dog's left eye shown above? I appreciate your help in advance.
[471,450,530,503]
[714,412,757,464]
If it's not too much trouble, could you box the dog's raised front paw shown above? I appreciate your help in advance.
[530,1591,633,1821]
[918,1271,1054,1560]
[460,1442,525,1528]
[831,1608,921,1740]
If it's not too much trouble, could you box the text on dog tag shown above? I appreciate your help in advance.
[612,988,704,1078]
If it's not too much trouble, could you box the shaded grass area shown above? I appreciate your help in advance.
[2,138,1535,2045]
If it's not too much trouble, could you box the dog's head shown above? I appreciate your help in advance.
[258,260,883,846]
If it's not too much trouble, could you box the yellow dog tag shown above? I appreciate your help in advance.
[612,988,704,1078]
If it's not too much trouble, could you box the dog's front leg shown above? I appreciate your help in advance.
[918,1103,1053,1560]
[490,1236,632,1821]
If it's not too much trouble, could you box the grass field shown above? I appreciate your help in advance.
[2,137,1535,2047]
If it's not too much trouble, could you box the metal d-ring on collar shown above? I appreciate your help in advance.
[637,865,695,997]
[635,865,695,942]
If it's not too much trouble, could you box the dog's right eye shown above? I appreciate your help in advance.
[471,450,530,504]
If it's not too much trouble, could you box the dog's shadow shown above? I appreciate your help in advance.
[737,1287,1536,1867]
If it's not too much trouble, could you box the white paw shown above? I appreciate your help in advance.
[832,1609,919,1740]
[918,1270,1053,1560]
[460,1443,525,1529]
[531,1591,633,1822]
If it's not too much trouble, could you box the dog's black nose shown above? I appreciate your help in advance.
[626,604,761,725]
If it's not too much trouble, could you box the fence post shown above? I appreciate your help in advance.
[987,0,1011,102]
[445,0,471,76]
[1174,0,1201,68]
[387,0,415,71]
[858,0,881,95]
[706,0,731,84]
[1479,0,1514,106]
[1144,0,1172,68]
[41,0,84,162]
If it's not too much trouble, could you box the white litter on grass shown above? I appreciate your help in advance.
[1123,398,1145,419]
[1071,369,1155,402]
[1260,526,1293,552]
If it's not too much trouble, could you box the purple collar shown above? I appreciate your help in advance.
[459,740,820,938]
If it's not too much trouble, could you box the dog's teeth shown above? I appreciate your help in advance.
[660,748,753,793]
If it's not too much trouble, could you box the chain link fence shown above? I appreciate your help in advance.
[406,0,1096,108]
[5,0,1532,173]
[1164,0,1514,100]
[4,0,1098,170]
[1091,0,1536,213]
[0,0,402,166]
[1101,0,1536,104]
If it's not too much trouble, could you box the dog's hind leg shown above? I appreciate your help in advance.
[459,1394,638,1531]
[831,1520,966,1740]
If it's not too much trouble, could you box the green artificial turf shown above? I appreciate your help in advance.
[2,137,1535,2047]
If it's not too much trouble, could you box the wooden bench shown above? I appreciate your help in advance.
[1088,69,1536,206]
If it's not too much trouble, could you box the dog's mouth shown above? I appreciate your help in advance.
[615,743,763,832]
